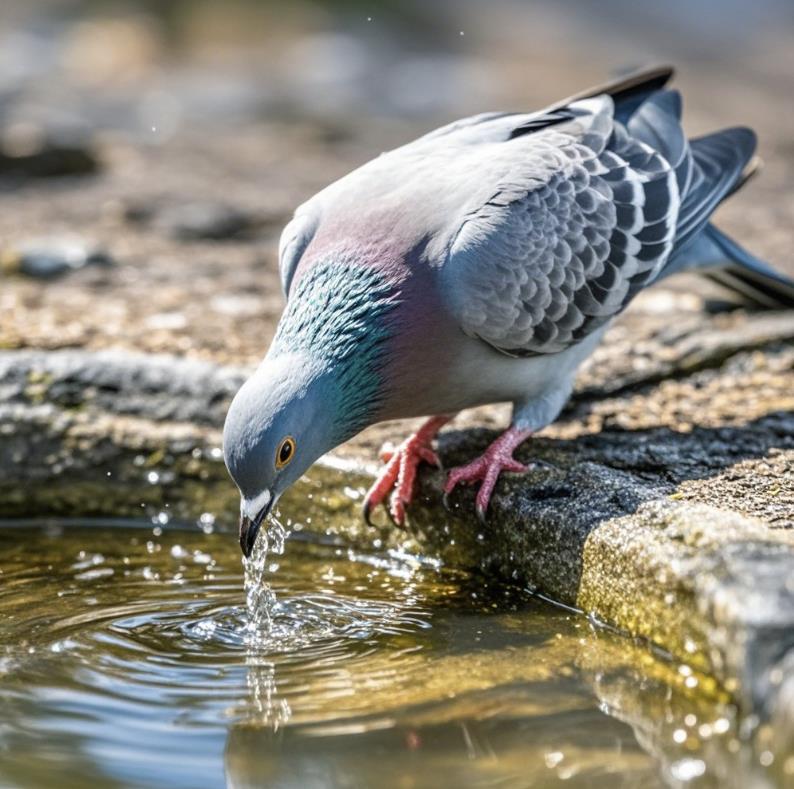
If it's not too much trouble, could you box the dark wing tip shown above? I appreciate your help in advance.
[726,155,763,199]
[545,65,675,124]
[568,65,674,105]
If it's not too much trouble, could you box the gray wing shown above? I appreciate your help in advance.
[277,67,677,303]
[439,95,683,356]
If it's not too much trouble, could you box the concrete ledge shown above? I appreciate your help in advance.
[397,454,794,713]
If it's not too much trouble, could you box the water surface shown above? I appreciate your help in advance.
[0,521,774,788]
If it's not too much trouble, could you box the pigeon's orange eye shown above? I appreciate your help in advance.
[275,436,296,469]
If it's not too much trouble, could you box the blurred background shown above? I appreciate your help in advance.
[1,0,792,367]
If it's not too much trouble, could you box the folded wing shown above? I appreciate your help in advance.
[441,94,681,356]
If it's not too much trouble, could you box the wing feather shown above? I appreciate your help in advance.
[441,97,680,356]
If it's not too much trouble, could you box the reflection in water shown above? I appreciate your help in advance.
[225,610,767,789]
[244,658,292,732]
[0,522,784,789]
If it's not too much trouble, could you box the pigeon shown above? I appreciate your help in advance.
[223,66,794,556]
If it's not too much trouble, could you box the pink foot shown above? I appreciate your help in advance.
[363,415,451,526]
[444,426,533,522]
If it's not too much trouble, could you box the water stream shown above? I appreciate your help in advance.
[243,519,287,644]
[0,519,780,788]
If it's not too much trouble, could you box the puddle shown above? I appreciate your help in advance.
[0,521,778,788]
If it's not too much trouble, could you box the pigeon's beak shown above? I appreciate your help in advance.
[239,494,273,558]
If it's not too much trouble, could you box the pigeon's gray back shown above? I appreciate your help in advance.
[279,81,755,362]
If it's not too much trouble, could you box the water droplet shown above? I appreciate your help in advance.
[193,619,217,639]
[670,758,705,781]
[713,717,730,734]
[544,751,563,768]
[170,545,188,559]
[268,519,289,557]
[759,751,774,767]
[75,567,114,581]
[198,512,216,534]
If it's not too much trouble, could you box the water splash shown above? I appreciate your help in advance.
[242,516,289,645]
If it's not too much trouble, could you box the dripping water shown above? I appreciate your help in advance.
[242,515,289,645]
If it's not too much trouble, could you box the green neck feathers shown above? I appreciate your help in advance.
[271,258,400,443]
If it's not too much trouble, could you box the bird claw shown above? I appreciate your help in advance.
[362,497,375,527]
[388,493,405,528]
[362,418,448,528]
[416,446,442,469]
[442,427,533,520]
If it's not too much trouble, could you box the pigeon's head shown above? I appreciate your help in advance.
[224,257,399,556]
[223,352,338,557]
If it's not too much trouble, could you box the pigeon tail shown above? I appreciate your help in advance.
[623,87,793,309]
[655,126,794,308]
[670,223,794,309]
